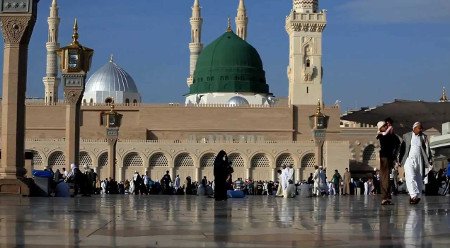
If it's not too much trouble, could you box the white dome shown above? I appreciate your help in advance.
[85,58,138,93]
[83,57,141,104]
[228,96,249,106]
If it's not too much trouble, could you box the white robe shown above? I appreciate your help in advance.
[174,176,181,190]
[281,168,288,191]
[404,134,424,198]
[313,169,321,195]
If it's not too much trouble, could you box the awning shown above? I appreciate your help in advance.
[341,100,450,134]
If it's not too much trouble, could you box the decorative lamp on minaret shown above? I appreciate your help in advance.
[0,0,39,195]
[57,19,94,168]
[187,0,203,87]
[286,0,327,106]
[43,0,60,105]
[235,0,248,40]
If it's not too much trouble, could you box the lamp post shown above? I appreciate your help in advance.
[57,19,93,168]
[102,104,121,180]
[309,100,329,169]
[0,0,38,195]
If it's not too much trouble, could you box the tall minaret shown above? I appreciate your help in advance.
[286,0,326,106]
[43,0,60,105]
[235,0,248,40]
[187,0,203,87]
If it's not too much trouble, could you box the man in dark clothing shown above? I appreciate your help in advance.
[162,171,172,194]
[307,173,314,185]
[376,120,401,205]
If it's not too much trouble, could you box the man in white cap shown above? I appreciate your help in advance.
[376,120,400,205]
[399,122,433,204]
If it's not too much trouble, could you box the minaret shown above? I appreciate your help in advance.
[43,0,60,105]
[235,0,248,40]
[286,0,326,106]
[439,87,448,102]
[187,0,203,87]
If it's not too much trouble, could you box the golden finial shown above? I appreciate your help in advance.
[226,17,232,32]
[71,18,79,45]
[440,86,448,102]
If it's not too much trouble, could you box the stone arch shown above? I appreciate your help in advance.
[97,152,108,180]
[174,153,194,181]
[362,144,377,165]
[200,153,216,181]
[276,153,295,168]
[228,153,246,180]
[250,153,271,181]
[79,151,93,169]
[48,151,65,171]
[149,152,169,180]
[301,153,316,168]
[123,152,144,181]
[30,150,44,169]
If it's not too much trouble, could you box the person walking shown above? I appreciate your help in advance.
[332,170,342,195]
[343,168,351,195]
[376,120,401,205]
[399,122,433,205]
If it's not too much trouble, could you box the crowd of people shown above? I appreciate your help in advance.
[37,131,449,200]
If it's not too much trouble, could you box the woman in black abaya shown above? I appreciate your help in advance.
[214,150,229,201]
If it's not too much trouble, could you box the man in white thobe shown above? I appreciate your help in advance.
[313,166,321,196]
[284,164,295,198]
[174,175,181,192]
[399,122,433,204]
[280,165,288,194]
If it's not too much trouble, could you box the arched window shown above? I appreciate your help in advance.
[149,153,169,167]
[301,153,316,168]
[31,150,43,167]
[276,153,294,168]
[125,98,130,104]
[306,59,311,67]
[251,154,270,168]
[48,151,65,169]
[123,152,143,167]
[363,145,376,164]
[174,153,194,167]
[105,97,113,104]
[79,151,93,169]
[133,99,138,105]
[200,153,216,167]
[98,152,108,167]
[229,153,245,167]
[90,98,93,105]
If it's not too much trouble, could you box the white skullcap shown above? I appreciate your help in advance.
[377,121,386,131]
[413,122,421,130]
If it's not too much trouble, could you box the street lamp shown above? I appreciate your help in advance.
[57,19,93,168]
[309,100,329,168]
[102,104,122,180]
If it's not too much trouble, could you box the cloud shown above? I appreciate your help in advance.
[337,0,450,24]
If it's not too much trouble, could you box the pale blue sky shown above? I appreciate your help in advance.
[1,0,450,111]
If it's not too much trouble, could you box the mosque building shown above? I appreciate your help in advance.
[11,0,395,182]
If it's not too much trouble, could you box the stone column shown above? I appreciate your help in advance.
[0,1,38,195]
[64,87,84,168]
[107,138,117,179]
[246,168,251,180]
[195,167,201,182]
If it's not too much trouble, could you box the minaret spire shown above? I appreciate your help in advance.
[235,0,248,40]
[43,0,60,105]
[187,0,204,87]
[440,87,448,102]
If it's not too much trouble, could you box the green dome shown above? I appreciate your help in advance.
[189,31,269,94]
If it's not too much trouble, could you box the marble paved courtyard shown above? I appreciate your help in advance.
[0,195,449,247]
